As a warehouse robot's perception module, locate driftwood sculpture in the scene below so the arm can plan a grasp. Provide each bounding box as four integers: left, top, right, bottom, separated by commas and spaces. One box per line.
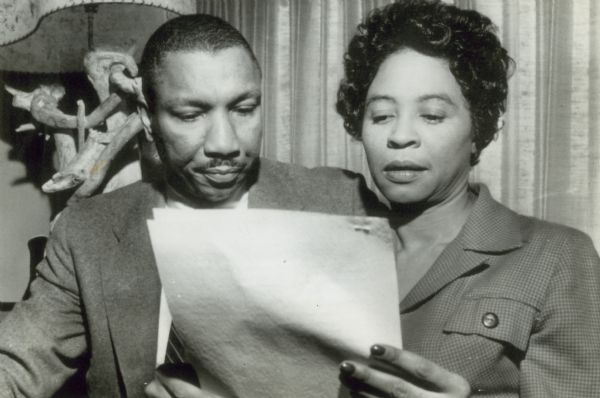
5, 49, 148, 201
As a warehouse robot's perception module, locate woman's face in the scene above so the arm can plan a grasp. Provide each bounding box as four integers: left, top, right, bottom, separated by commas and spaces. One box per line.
361, 48, 473, 207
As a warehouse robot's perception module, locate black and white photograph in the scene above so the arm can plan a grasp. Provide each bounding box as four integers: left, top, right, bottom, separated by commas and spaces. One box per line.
0, 0, 598, 397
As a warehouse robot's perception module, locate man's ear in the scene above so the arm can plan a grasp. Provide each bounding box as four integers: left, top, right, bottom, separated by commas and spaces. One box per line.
137, 103, 154, 142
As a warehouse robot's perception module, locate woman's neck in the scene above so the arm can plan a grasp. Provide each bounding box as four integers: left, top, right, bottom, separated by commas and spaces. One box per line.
391, 186, 476, 251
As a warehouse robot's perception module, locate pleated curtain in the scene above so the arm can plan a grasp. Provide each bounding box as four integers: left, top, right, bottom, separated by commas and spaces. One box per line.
197, 0, 600, 246
464, 0, 600, 247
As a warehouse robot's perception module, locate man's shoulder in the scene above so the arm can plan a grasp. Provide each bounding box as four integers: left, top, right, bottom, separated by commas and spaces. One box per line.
259, 158, 364, 187
63, 181, 160, 224
257, 158, 383, 215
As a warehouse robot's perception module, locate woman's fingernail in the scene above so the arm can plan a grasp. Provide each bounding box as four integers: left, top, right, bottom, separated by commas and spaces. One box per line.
339, 362, 356, 375
371, 344, 386, 356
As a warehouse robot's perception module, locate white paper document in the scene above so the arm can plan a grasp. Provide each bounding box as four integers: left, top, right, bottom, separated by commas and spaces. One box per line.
148, 209, 401, 398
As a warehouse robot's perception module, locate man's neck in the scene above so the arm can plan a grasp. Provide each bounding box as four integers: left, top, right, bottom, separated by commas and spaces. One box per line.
165, 184, 249, 210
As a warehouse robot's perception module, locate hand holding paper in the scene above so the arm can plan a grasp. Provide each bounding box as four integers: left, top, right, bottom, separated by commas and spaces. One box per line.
148, 209, 402, 398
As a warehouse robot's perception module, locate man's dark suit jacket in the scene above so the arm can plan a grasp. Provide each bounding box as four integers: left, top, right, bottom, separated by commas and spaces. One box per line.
0, 158, 380, 397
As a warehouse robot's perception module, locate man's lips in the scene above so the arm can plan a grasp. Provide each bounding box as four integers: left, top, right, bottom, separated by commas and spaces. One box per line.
382, 161, 427, 183
196, 166, 244, 185
202, 166, 244, 175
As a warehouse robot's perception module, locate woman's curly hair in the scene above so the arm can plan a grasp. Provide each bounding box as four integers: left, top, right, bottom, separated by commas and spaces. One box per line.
336, 0, 514, 165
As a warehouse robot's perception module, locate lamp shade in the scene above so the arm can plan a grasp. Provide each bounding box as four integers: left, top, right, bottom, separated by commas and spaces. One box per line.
0, 0, 196, 73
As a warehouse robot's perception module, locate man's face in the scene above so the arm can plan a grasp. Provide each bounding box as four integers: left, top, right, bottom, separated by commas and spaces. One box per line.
150, 47, 262, 204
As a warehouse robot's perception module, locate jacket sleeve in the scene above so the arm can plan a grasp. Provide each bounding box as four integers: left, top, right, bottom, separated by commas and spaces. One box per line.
520, 231, 600, 397
0, 208, 88, 398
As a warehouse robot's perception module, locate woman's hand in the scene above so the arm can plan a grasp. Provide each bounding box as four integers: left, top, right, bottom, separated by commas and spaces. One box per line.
340, 344, 471, 398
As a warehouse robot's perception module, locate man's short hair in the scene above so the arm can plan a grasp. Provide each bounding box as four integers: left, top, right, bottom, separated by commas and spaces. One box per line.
140, 14, 261, 110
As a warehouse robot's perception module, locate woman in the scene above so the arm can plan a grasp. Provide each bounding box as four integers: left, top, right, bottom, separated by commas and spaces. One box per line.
336, 1, 600, 397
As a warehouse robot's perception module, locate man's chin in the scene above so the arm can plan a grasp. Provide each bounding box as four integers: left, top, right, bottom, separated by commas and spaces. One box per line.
200, 189, 240, 204
188, 182, 246, 205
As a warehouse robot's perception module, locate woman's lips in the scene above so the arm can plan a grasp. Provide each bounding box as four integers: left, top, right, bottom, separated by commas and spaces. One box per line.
383, 161, 427, 183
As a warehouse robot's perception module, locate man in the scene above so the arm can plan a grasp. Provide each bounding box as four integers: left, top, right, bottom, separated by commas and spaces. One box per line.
0, 15, 378, 397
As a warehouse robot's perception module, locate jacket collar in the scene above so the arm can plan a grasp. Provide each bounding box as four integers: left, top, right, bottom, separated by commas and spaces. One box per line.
400, 184, 525, 312
459, 185, 524, 253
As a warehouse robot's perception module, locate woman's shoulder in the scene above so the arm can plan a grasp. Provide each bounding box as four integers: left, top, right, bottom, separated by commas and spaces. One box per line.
467, 202, 599, 313
499, 213, 600, 300
473, 184, 596, 255
470, 187, 598, 298
516, 213, 596, 255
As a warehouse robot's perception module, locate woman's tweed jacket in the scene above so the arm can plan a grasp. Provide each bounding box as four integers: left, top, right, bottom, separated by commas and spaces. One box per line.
401, 184, 600, 397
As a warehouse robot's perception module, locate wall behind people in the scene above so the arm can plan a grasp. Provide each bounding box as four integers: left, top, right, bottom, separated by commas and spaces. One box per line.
463, 0, 599, 248
198, 0, 600, 246
0, 71, 96, 301
0, 73, 52, 301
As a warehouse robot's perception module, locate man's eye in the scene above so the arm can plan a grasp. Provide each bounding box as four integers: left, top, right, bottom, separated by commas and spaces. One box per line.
234, 105, 258, 116
421, 114, 445, 124
372, 114, 394, 124
175, 112, 204, 122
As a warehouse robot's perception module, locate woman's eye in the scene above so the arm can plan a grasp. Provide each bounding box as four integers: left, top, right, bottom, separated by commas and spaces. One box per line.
372, 114, 394, 124
421, 114, 445, 124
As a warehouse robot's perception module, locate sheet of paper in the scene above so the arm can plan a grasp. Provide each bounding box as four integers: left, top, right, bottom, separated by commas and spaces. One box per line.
148, 209, 401, 398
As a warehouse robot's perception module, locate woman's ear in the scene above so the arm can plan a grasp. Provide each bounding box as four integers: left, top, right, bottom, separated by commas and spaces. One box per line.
138, 104, 154, 143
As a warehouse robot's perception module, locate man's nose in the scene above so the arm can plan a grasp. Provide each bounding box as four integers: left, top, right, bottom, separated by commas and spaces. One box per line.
387, 117, 421, 149
203, 111, 241, 158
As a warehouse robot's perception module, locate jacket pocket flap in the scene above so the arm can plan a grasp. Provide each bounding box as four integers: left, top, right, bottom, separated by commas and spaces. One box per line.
443, 297, 537, 352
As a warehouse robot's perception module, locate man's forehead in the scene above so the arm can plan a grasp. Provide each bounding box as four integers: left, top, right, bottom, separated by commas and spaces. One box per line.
151, 48, 261, 105
157, 46, 259, 72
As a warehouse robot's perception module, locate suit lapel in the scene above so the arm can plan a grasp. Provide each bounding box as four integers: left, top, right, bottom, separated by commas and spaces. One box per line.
100, 184, 164, 393
400, 185, 524, 312
400, 244, 491, 312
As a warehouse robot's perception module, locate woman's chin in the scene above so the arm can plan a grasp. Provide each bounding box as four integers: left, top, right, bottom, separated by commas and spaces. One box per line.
378, 184, 431, 207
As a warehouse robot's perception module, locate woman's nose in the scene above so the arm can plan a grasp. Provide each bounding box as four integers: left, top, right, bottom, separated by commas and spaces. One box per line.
203, 111, 241, 158
387, 119, 420, 149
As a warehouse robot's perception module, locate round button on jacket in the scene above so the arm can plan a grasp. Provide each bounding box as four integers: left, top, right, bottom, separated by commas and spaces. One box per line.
482, 312, 499, 328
